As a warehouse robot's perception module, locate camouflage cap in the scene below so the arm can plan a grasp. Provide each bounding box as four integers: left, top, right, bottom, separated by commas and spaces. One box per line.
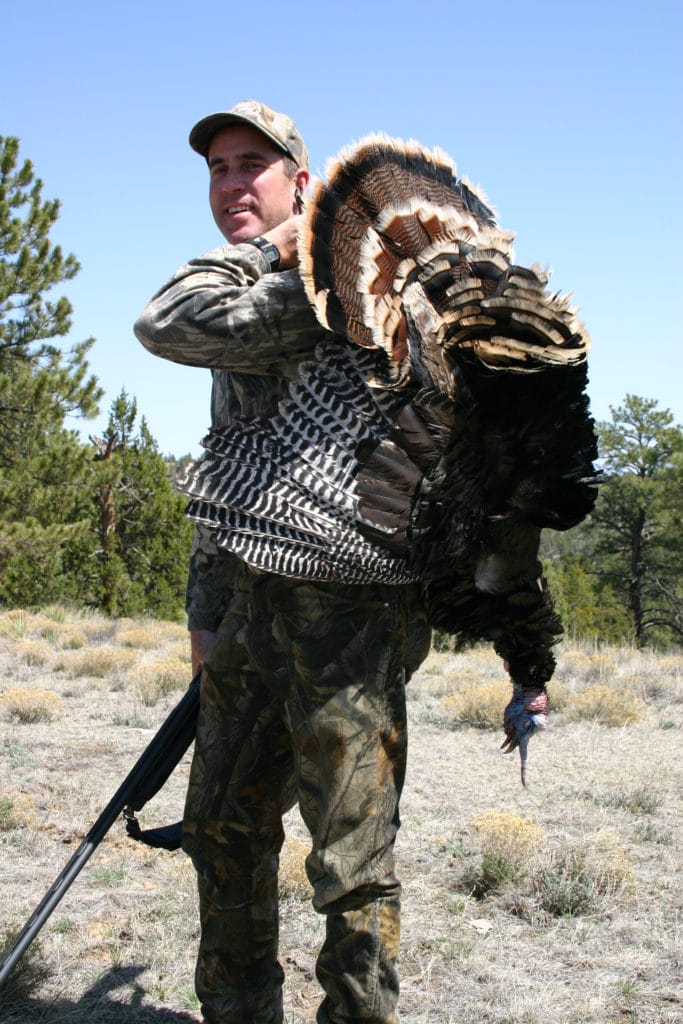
189, 99, 309, 169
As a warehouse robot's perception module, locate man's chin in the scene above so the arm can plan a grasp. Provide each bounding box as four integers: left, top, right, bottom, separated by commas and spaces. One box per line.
221, 220, 260, 244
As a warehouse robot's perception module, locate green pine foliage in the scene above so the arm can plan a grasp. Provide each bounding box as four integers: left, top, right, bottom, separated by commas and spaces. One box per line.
0, 137, 192, 619
77, 391, 193, 619
542, 552, 632, 646
0, 136, 103, 606
593, 396, 683, 647
541, 395, 682, 649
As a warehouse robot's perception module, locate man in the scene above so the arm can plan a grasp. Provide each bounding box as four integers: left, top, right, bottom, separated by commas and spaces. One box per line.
135, 100, 431, 1024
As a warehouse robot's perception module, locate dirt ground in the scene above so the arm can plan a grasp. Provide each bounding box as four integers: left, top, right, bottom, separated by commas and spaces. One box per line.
0, 610, 681, 1023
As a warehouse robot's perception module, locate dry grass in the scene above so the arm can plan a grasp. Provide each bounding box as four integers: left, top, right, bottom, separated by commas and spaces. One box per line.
129, 658, 194, 707
442, 679, 510, 729
0, 791, 37, 831
0, 688, 63, 724
0, 610, 681, 1023
471, 809, 546, 889
563, 684, 646, 726
55, 647, 137, 679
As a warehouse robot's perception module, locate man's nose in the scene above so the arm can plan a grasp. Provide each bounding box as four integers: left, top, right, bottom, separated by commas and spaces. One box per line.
220, 169, 246, 192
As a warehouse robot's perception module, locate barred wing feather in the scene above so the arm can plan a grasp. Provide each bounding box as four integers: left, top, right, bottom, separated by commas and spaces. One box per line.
179, 340, 417, 584
181, 133, 599, 687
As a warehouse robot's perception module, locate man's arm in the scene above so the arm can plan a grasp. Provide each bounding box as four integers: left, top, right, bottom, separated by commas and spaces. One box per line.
134, 242, 325, 373
190, 629, 218, 675
185, 525, 242, 672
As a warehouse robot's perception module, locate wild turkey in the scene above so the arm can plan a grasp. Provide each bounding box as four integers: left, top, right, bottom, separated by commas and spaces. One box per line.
180, 134, 599, 782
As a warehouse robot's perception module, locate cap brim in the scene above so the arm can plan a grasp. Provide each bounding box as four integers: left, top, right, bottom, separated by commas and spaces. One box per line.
189, 112, 289, 158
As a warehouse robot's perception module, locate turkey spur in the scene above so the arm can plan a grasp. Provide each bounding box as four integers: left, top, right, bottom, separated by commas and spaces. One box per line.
181, 134, 598, 775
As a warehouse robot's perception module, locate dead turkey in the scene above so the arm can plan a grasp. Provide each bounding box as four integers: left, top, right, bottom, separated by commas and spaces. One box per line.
180, 134, 599, 776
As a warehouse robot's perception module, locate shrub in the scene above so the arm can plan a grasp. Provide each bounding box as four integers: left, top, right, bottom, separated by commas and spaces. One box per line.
565, 684, 646, 726
279, 836, 310, 899
55, 625, 89, 650
38, 604, 70, 623
442, 680, 509, 730
131, 657, 191, 706
472, 810, 546, 889
152, 620, 188, 642
56, 648, 136, 678
0, 687, 63, 723
0, 928, 51, 1003
555, 650, 596, 683
655, 654, 683, 676
116, 627, 158, 649
32, 617, 60, 643
0, 791, 37, 830
0, 610, 30, 639
2, 737, 37, 769
534, 831, 633, 917
14, 639, 52, 667
545, 677, 573, 711
432, 630, 456, 653
594, 784, 661, 815
535, 864, 598, 917
80, 619, 117, 643
163, 639, 193, 662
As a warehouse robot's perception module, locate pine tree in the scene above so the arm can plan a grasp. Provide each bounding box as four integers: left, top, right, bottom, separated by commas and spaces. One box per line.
0, 136, 103, 606
542, 546, 631, 645
82, 391, 193, 619
593, 395, 683, 647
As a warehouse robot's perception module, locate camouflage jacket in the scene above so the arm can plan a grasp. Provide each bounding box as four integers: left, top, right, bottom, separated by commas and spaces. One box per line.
135, 242, 339, 630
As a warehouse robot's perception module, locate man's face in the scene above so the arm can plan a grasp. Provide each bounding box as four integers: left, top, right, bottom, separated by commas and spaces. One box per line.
207, 124, 302, 243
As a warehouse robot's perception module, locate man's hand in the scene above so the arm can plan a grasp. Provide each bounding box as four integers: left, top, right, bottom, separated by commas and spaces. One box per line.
263, 213, 305, 270
190, 629, 218, 675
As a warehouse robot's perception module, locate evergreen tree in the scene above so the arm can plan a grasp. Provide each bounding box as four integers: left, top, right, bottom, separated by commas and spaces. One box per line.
542, 546, 631, 645
593, 395, 683, 647
81, 391, 193, 619
0, 136, 102, 606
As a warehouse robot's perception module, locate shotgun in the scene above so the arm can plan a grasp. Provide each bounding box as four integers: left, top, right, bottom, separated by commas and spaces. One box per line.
0, 669, 201, 991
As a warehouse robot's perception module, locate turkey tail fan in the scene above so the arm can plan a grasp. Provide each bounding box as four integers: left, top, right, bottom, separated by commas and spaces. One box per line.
298, 133, 591, 396
297, 133, 599, 672
298, 132, 598, 532
298, 133, 504, 385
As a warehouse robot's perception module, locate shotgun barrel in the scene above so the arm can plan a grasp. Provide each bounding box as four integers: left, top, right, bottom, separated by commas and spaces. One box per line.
0, 670, 200, 991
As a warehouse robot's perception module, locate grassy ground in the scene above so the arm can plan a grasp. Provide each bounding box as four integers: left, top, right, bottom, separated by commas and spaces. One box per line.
0, 608, 681, 1023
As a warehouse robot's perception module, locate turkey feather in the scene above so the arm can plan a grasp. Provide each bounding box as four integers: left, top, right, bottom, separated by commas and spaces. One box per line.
180, 133, 598, 688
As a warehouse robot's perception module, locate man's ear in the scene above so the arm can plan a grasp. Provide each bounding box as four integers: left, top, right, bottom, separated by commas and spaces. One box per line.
293, 168, 309, 212
295, 168, 310, 194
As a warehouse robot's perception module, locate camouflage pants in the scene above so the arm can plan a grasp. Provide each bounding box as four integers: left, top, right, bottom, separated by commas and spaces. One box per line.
182, 565, 431, 1024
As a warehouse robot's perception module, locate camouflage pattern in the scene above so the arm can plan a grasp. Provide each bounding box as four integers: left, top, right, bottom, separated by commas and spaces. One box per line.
189, 99, 310, 169
135, 246, 333, 631
136, 241, 433, 1020
182, 562, 431, 1023
135, 247, 325, 382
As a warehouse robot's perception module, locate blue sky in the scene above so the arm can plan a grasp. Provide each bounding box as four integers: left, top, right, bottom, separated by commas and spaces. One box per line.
3, 0, 681, 456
